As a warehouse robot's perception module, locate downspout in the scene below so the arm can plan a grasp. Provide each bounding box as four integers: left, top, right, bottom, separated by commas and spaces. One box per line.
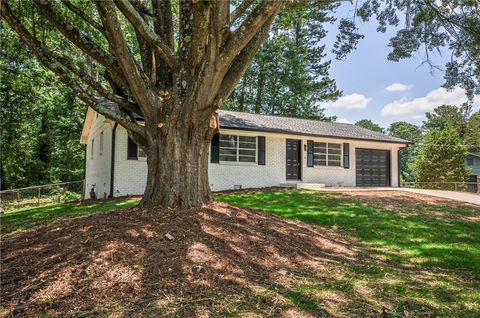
109, 123, 118, 197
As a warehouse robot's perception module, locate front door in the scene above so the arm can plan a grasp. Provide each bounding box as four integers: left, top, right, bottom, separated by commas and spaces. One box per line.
286, 139, 301, 180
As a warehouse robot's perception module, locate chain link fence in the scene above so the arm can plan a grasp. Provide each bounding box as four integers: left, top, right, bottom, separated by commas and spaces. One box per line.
401, 181, 479, 193
0, 180, 85, 210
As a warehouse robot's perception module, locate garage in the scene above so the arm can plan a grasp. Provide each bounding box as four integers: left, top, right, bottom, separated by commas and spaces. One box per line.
355, 148, 391, 186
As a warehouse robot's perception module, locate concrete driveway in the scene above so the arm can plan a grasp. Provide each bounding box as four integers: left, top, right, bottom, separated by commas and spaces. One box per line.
308, 186, 480, 206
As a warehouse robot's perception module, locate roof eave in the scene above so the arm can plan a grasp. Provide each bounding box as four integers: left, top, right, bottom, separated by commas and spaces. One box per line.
220, 125, 411, 145
80, 107, 95, 144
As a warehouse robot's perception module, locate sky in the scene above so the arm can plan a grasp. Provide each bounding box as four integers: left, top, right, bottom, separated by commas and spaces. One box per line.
320, 2, 479, 128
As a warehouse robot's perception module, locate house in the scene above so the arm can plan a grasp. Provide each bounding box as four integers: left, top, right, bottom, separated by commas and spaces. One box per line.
466, 152, 480, 176
80, 107, 410, 198
466, 152, 480, 192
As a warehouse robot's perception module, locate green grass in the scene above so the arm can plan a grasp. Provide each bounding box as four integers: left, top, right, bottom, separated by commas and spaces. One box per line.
216, 189, 480, 317
2, 190, 479, 316
0, 198, 139, 235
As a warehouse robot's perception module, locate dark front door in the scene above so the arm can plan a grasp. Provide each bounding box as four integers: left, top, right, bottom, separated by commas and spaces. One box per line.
355, 148, 390, 186
286, 139, 301, 180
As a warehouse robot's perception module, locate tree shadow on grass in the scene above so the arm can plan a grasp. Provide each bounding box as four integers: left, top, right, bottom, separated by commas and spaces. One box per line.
1, 192, 479, 317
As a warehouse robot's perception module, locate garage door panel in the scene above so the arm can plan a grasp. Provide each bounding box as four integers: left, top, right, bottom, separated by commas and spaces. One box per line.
356, 149, 390, 187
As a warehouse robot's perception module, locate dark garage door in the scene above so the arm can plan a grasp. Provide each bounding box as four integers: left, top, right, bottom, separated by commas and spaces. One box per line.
356, 148, 390, 186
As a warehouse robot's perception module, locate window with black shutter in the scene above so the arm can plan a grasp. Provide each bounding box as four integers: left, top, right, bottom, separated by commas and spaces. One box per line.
343, 143, 350, 169
127, 136, 138, 160
210, 133, 220, 163
258, 136, 265, 165
307, 140, 314, 167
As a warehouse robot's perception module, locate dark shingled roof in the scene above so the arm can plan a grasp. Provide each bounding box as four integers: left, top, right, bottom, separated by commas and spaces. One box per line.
94, 98, 409, 144
218, 110, 410, 144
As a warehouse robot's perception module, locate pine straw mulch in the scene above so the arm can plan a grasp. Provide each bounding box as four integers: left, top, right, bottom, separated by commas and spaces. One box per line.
0, 199, 392, 318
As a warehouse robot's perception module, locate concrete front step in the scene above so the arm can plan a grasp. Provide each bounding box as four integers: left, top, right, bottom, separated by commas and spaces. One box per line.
279, 183, 326, 189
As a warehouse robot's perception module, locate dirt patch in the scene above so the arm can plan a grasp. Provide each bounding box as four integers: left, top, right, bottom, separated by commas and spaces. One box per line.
1, 201, 363, 317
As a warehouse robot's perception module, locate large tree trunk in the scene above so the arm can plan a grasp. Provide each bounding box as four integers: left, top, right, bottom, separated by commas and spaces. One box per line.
140, 100, 217, 208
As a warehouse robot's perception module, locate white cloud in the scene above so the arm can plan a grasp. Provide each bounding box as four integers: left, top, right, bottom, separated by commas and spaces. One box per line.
385, 83, 413, 92
381, 87, 479, 119
324, 93, 372, 110
335, 118, 354, 124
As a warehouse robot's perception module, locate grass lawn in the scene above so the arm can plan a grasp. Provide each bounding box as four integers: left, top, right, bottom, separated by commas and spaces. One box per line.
0, 198, 139, 235
1, 189, 479, 317
216, 189, 480, 317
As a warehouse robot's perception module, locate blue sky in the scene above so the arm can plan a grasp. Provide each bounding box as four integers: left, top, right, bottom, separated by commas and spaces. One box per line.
320, 3, 479, 128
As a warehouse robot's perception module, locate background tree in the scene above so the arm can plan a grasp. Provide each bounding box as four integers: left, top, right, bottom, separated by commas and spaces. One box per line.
464, 111, 480, 152
0, 26, 84, 189
225, 2, 341, 120
354, 119, 384, 133
424, 105, 467, 138
388, 121, 423, 182
414, 129, 470, 190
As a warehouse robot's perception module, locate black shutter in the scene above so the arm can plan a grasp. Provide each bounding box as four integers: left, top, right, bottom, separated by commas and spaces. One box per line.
210, 133, 220, 163
307, 140, 314, 167
343, 143, 350, 169
127, 136, 138, 160
257, 136, 266, 165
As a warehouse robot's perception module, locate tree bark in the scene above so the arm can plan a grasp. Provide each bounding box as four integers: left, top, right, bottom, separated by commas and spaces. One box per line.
140, 99, 217, 208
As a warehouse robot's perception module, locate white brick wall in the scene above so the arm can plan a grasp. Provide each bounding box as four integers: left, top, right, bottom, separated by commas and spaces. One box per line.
84, 114, 113, 199
85, 124, 403, 197
113, 128, 149, 197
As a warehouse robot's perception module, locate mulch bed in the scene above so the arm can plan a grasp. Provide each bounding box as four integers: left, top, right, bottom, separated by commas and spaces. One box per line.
1, 201, 359, 318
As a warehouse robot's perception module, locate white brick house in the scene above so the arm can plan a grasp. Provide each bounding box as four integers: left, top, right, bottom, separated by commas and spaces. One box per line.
81, 108, 410, 198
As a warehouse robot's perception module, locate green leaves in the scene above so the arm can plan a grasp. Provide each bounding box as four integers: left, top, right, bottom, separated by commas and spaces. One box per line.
415, 129, 470, 187
226, 2, 341, 120
342, 0, 480, 96
0, 24, 84, 189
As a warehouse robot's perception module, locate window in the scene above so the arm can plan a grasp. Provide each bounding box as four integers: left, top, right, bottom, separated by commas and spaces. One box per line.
99, 131, 104, 155
91, 138, 95, 158
138, 147, 147, 158
313, 142, 341, 167
467, 157, 474, 166
219, 134, 256, 163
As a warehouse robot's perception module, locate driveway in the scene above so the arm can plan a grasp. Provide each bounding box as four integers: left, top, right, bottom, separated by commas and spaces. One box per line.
308, 186, 480, 206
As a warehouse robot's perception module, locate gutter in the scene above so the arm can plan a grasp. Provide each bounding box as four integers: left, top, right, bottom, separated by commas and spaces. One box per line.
109, 123, 118, 197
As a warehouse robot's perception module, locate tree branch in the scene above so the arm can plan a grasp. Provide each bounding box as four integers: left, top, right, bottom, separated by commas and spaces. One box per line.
32, 0, 117, 72
114, 0, 177, 69
60, 0, 105, 35
222, 0, 284, 64
219, 15, 275, 101
231, 0, 255, 25
0, 1, 144, 136
96, 0, 153, 114
151, 0, 174, 88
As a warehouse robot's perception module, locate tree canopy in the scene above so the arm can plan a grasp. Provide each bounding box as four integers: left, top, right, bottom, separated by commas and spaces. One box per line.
414, 129, 470, 189
355, 119, 384, 133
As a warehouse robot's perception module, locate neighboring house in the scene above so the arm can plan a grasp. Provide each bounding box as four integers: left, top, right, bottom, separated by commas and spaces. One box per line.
466, 152, 480, 177
466, 153, 480, 192
80, 107, 410, 198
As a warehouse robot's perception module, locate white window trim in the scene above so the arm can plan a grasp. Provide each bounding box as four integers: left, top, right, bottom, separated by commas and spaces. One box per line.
219, 134, 258, 165
137, 147, 147, 161
312, 142, 342, 168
